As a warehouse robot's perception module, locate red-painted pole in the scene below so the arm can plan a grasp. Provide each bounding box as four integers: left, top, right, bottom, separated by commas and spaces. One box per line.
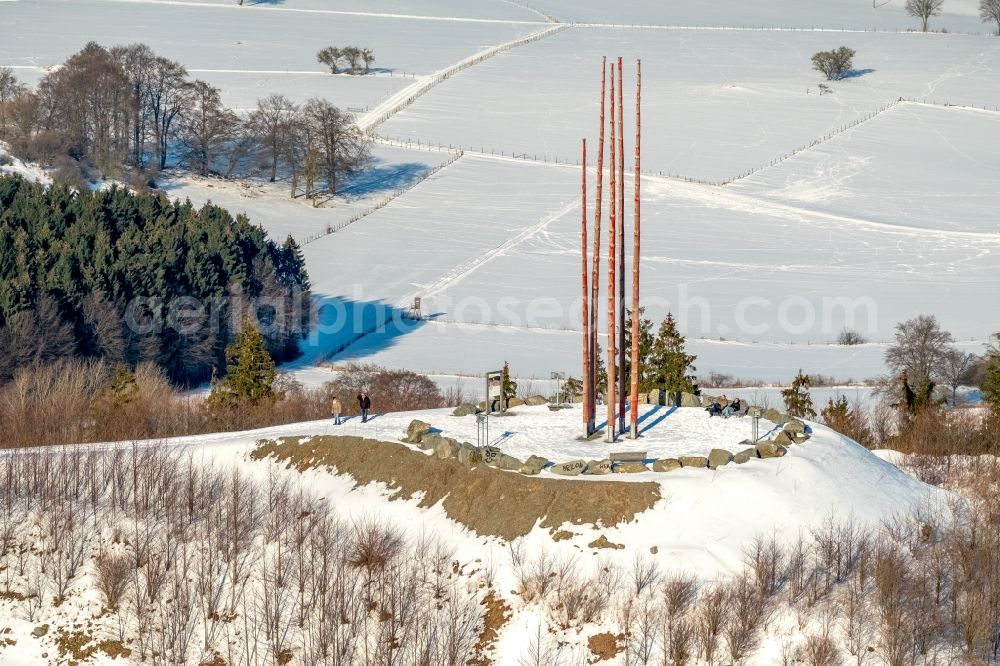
581, 138, 591, 437
590, 58, 606, 431
617, 56, 626, 435
629, 60, 642, 439
606, 64, 617, 443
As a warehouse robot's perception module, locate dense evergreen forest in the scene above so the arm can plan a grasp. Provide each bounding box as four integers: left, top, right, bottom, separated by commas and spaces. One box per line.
0, 174, 311, 386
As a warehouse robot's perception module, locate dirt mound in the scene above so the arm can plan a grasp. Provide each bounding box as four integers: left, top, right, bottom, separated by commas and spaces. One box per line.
251, 436, 661, 540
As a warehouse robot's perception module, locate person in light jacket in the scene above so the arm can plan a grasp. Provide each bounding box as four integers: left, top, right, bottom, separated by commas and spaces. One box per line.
330, 397, 343, 425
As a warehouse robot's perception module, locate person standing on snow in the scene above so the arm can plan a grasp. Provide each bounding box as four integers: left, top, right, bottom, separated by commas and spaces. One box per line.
358, 391, 372, 423
330, 396, 343, 425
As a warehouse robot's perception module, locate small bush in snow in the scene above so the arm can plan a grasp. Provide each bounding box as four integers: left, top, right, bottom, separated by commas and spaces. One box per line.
811, 46, 856, 81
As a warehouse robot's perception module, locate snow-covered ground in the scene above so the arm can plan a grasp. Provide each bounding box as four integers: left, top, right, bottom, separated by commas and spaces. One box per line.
732, 102, 1000, 234
5, 0, 996, 388
0, 1, 540, 74
380, 29, 1000, 182
157, 142, 452, 242
528, 0, 989, 31
0, 402, 951, 665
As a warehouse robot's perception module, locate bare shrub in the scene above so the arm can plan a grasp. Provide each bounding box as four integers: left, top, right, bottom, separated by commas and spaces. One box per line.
347, 518, 404, 572
744, 533, 785, 597
812, 46, 856, 81
695, 585, 726, 664
660, 573, 698, 666
837, 327, 866, 346
631, 551, 662, 596
797, 631, 840, 666
723, 577, 771, 663
94, 550, 133, 609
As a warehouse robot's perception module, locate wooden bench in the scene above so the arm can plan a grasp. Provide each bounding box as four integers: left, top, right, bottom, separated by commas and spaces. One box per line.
610, 450, 647, 463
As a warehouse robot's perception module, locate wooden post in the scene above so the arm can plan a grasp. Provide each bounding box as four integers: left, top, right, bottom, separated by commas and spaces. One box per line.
581, 138, 591, 437
606, 64, 617, 443
629, 60, 642, 439
617, 56, 626, 435
590, 57, 606, 432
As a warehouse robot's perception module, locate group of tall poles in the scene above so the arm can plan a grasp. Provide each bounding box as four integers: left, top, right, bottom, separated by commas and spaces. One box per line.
581, 56, 642, 442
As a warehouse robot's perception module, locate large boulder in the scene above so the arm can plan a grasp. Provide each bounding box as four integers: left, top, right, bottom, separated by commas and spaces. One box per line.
549, 459, 586, 476
734, 448, 756, 464
761, 408, 783, 423
652, 458, 682, 473
648, 389, 663, 406
494, 454, 523, 471
452, 403, 478, 417
434, 437, 461, 460
481, 446, 501, 465
525, 395, 550, 406
584, 459, 613, 475
457, 442, 483, 465
756, 441, 788, 459
405, 420, 432, 444
772, 430, 794, 446
679, 456, 709, 468
507, 397, 526, 408
792, 431, 809, 444
615, 462, 649, 473
708, 448, 734, 470
419, 432, 444, 451
680, 392, 701, 408
520, 455, 549, 476
783, 419, 806, 435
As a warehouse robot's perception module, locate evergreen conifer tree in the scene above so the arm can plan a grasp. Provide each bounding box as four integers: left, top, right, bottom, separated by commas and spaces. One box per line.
623, 307, 656, 391
782, 369, 816, 419
982, 333, 1000, 411
209, 316, 277, 406
650, 313, 696, 393
501, 361, 517, 408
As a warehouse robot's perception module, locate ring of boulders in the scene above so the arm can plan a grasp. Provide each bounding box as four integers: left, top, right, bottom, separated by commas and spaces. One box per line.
404, 394, 811, 477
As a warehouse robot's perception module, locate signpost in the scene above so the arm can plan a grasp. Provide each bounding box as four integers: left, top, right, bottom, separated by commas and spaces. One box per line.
477, 413, 491, 451
486, 370, 503, 413
550, 371, 566, 405
749, 407, 762, 443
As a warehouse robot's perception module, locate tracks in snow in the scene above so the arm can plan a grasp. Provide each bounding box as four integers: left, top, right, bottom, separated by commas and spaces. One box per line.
417, 197, 579, 302
97, 0, 546, 25
357, 22, 569, 131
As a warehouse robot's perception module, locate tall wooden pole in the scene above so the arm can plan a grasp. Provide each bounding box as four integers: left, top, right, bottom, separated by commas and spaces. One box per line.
590, 57, 606, 432
606, 64, 617, 443
616, 57, 627, 435
629, 60, 642, 439
581, 138, 591, 437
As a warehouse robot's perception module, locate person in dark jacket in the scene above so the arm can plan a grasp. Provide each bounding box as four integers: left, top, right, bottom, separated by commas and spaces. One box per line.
358, 392, 372, 423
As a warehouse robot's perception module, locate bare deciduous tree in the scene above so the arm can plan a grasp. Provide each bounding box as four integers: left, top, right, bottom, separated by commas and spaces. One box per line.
906, 0, 945, 31
179, 80, 236, 176
940, 347, 978, 404
36, 42, 134, 173
251, 94, 299, 182
302, 98, 370, 198
885, 314, 954, 384
982, 0, 1000, 34
811, 46, 857, 80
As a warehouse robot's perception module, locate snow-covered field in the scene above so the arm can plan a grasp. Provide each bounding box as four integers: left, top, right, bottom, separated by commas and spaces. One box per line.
157, 143, 452, 242
5, 0, 997, 390
380, 29, 1000, 182
732, 102, 1000, 234
527, 0, 989, 31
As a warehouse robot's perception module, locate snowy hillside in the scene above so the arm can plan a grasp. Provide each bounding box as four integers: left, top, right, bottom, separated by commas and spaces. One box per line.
0, 402, 953, 665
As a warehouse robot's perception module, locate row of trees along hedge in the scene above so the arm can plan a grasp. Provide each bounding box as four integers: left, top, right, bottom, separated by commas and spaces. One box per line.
0, 173, 311, 386
0, 43, 370, 202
